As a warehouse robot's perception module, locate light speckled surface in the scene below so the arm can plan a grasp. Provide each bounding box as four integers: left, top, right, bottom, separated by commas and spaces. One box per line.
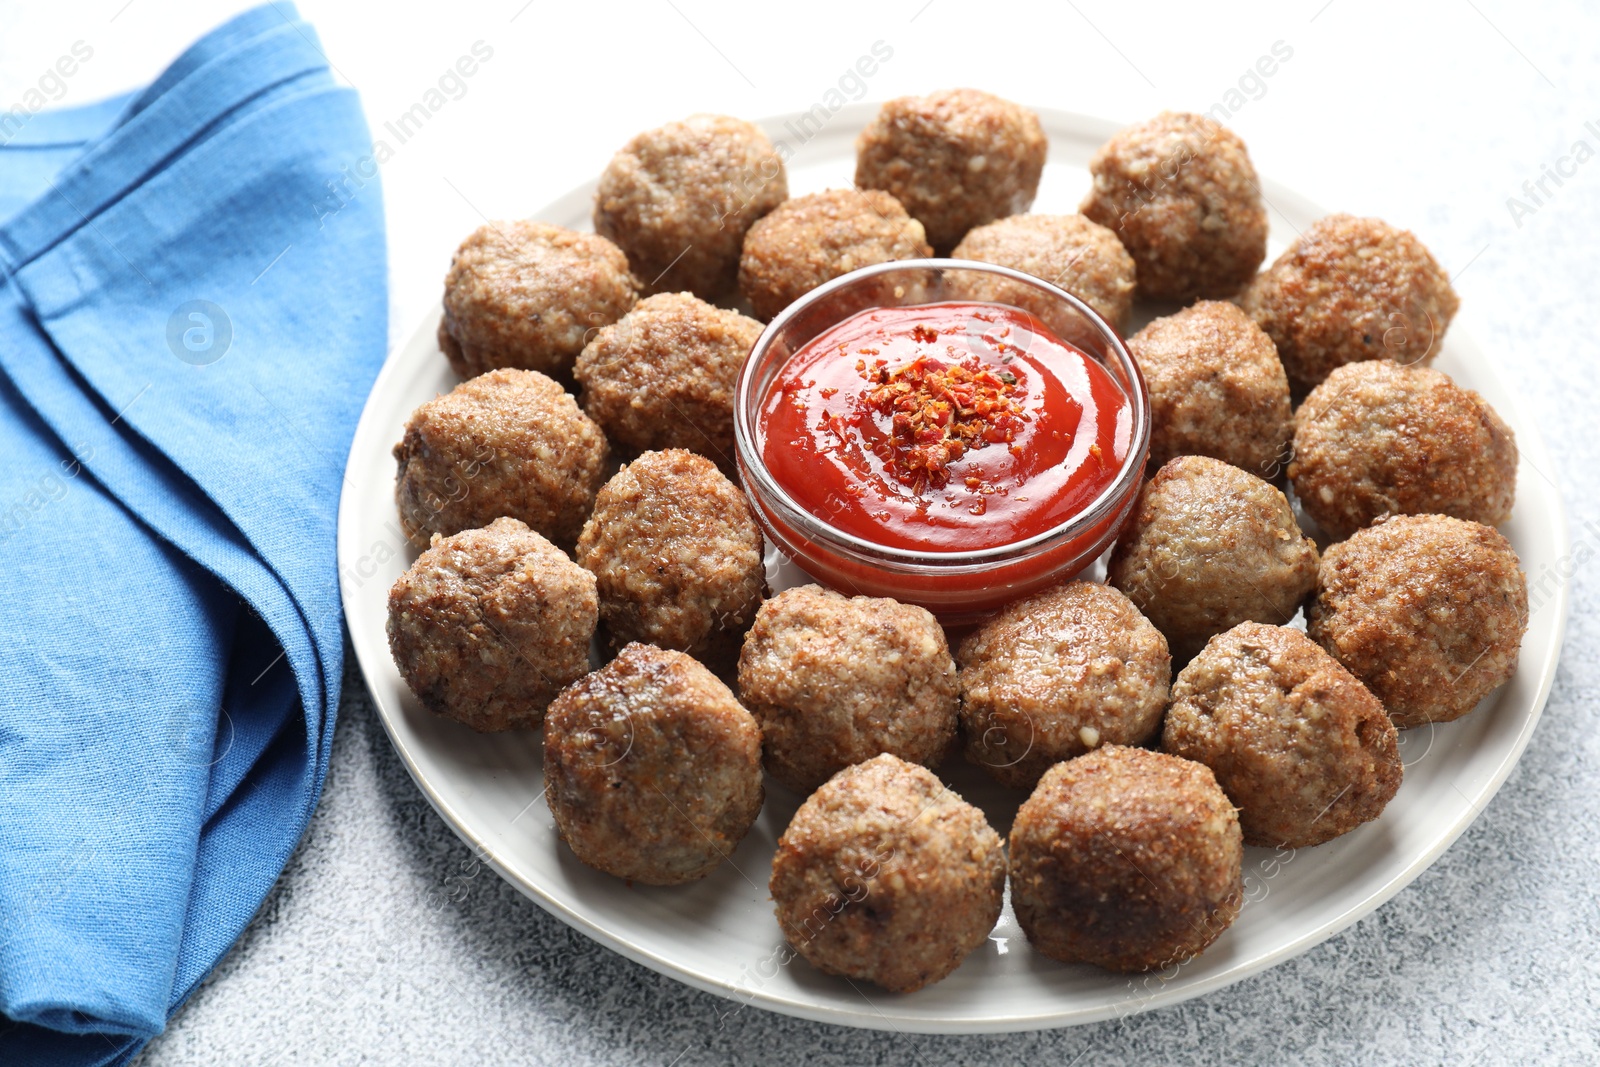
4, 1, 1591, 1062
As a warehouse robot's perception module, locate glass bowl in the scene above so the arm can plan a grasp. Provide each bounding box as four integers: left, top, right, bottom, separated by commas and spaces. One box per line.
733, 258, 1150, 624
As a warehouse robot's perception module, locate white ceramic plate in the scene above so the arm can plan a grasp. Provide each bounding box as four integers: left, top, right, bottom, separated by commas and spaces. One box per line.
337, 105, 1570, 1034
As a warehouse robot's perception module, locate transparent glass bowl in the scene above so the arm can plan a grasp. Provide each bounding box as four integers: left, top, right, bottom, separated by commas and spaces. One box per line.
734, 259, 1150, 624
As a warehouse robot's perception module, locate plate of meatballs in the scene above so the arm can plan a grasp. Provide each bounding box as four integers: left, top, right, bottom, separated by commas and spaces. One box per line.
338, 92, 1569, 1032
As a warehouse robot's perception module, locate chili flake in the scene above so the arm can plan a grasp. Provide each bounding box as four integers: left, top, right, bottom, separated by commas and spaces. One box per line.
861, 355, 1028, 492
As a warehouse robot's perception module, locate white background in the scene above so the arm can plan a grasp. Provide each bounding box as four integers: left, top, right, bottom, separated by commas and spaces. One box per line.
2, 2, 1597, 1064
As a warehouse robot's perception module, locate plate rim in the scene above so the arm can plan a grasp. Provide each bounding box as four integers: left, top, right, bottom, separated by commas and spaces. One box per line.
337, 102, 1572, 1034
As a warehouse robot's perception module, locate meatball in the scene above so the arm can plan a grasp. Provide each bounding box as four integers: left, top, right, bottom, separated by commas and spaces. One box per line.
1307, 514, 1528, 728
947, 213, 1137, 336
575, 449, 764, 671
1162, 622, 1402, 848
738, 189, 932, 321
737, 585, 959, 793
544, 643, 763, 885
393, 368, 608, 549
1239, 214, 1460, 395
392, 369, 604, 550
386, 517, 596, 732
958, 581, 1171, 789
1128, 301, 1294, 476
594, 114, 787, 299
1291, 361, 1517, 540
1108, 456, 1319, 661
438, 221, 637, 380
1009, 746, 1243, 972
855, 88, 1047, 252
1079, 111, 1267, 301
770, 754, 1005, 992
573, 292, 762, 469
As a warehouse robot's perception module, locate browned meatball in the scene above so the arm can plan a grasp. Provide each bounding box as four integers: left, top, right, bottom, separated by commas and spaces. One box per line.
544, 643, 763, 885
1108, 456, 1319, 661
737, 585, 959, 793
1079, 111, 1267, 301
770, 754, 1005, 992
1307, 514, 1527, 728
575, 449, 764, 671
738, 189, 932, 321
393, 368, 608, 550
1009, 746, 1243, 972
1291, 361, 1517, 540
958, 581, 1170, 789
1128, 301, 1294, 476
1163, 622, 1401, 848
393, 369, 604, 550
855, 89, 1047, 252
438, 221, 637, 380
947, 213, 1137, 336
386, 517, 596, 732
1239, 214, 1460, 395
594, 114, 787, 299
573, 293, 761, 470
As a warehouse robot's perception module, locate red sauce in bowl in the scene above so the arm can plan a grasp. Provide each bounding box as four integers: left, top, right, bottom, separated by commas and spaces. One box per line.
758, 302, 1132, 553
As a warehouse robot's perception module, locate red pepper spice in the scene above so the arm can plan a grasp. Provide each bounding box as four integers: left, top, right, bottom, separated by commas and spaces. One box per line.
859, 355, 1028, 492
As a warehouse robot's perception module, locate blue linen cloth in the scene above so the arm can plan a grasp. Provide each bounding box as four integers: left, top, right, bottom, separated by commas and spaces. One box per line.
0, 5, 387, 1063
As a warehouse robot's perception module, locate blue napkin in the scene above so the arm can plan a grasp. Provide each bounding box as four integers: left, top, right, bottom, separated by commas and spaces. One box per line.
0, 5, 386, 1063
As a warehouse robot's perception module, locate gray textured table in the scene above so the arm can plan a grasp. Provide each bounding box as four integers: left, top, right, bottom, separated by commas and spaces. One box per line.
82, 2, 1598, 1063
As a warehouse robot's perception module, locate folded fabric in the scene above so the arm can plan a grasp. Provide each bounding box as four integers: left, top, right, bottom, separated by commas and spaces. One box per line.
0, 6, 387, 1064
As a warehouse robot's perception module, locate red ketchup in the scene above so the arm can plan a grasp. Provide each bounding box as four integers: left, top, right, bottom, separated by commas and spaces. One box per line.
758, 302, 1132, 554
